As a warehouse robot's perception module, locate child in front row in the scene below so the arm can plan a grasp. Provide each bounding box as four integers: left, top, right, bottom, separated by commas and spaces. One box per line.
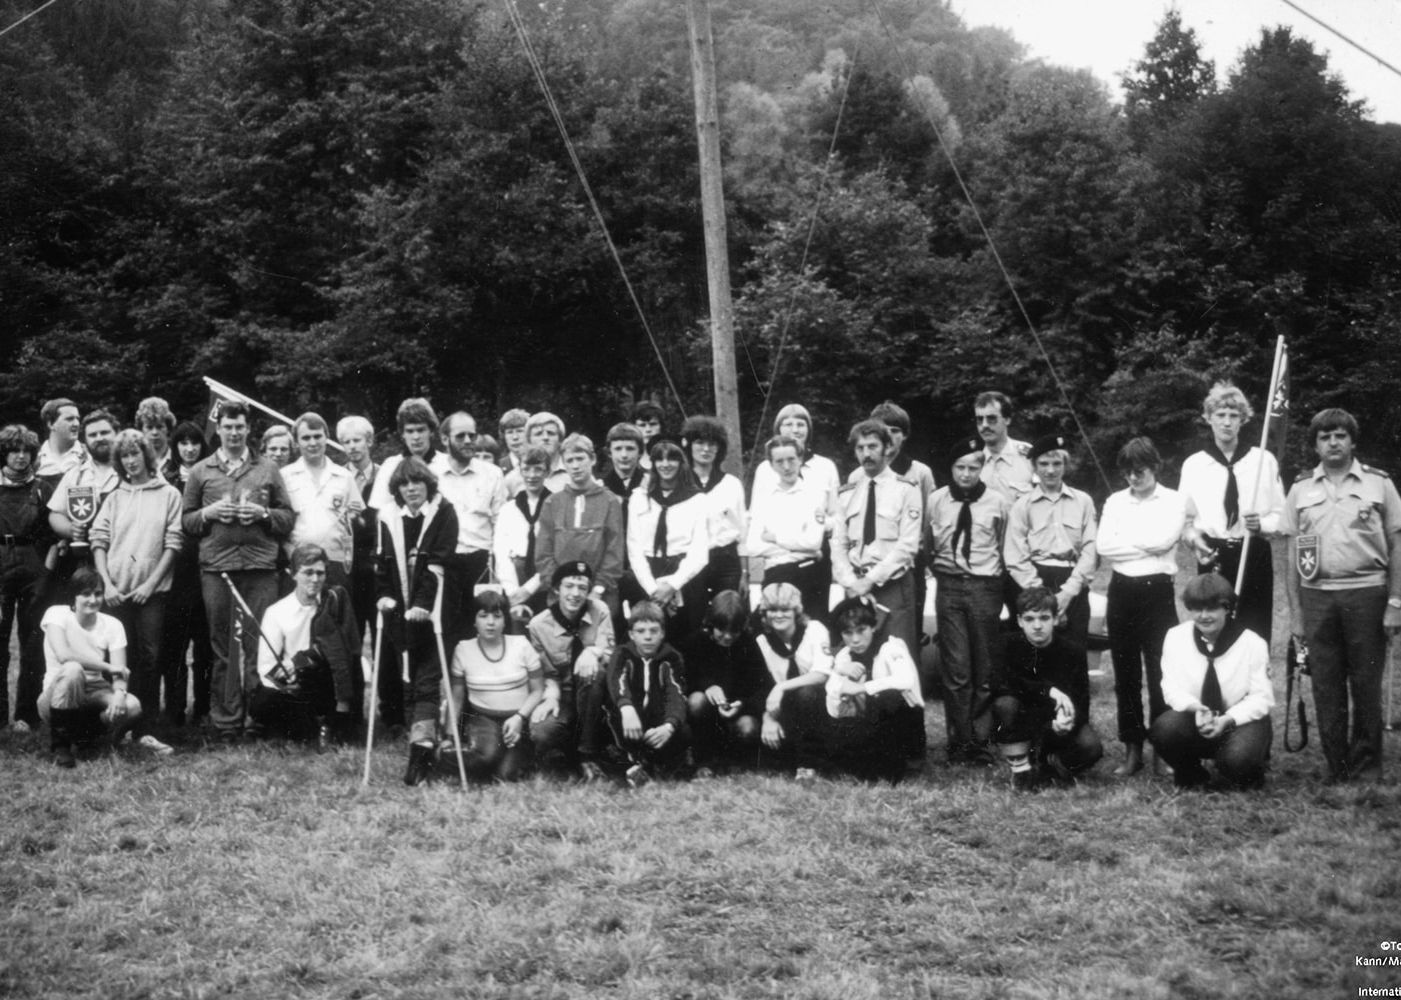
993, 587, 1103, 791
823, 596, 925, 780
603, 600, 691, 785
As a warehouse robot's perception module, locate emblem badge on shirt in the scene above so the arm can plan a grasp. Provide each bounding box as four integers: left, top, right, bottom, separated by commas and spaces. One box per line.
67, 485, 95, 525
1296, 534, 1319, 582
1358, 505, 1372, 525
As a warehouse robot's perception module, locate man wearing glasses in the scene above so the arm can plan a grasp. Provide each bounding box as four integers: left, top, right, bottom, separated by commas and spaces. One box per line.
433, 411, 507, 641
975, 391, 1034, 503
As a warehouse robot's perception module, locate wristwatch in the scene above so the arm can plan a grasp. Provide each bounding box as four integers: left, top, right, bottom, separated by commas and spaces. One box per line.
1388, 597, 1401, 610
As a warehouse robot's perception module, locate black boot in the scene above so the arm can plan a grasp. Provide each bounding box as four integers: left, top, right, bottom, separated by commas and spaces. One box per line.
49, 709, 78, 769
403, 741, 435, 786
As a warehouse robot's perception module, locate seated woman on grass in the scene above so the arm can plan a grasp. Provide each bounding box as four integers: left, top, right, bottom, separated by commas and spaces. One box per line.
37, 567, 138, 768
450, 589, 546, 782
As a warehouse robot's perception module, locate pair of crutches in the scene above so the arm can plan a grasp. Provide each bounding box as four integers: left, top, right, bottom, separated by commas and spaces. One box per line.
362, 564, 467, 787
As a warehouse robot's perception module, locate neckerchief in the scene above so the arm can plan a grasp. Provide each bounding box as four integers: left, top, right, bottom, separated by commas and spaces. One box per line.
1192, 619, 1243, 714
549, 603, 586, 669
514, 487, 550, 576
1203, 442, 1247, 529
696, 466, 723, 494
649, 478, 697, 558
1, 468, 34, 488
948, 481, 987, 567
848, 644, 878, 682
766, 622, 808, 680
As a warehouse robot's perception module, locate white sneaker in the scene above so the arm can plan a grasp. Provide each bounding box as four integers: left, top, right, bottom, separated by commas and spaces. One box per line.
795, 767, 817, 784
11, 720, 30, 734
138, 734, 175, 756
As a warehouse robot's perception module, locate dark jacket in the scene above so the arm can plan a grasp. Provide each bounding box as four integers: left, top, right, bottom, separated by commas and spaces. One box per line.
676, 630, 771, 718
180, 452, 294, 572
997, 632, 1091, 727
312, 584, 362, 704
0, 475, 54, 585
606, 640, 686, 730
374, 497, 458, 651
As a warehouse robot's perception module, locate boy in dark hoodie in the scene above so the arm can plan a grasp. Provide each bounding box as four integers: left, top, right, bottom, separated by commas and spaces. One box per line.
677, 590, 768, 774
603, 600, 690, 785
993, 586, 1103, 791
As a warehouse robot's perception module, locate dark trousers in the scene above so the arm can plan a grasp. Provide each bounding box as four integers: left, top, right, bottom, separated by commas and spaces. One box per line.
109, 592, 167, 735
1106, 572, 1177, 745
1300, 585, 1387, 780
992, 694, 1103, 774
1199, 536, 1274, 643
763, 559, 827, 623
157, 564, 212, 723
0, 572, 39, 725
201, 569, 279, 734
248, 666, 336, 740
705, 542, 743, 601
444, 550, 490, 644
531, 673, 607, 761
686, 692, 760, 766
459, 707, 534, 782
768, 682, 830, 769
935, 573, 1003, 749
1149, 710, 1272, 788
602, 711, 692, 774
822, 689, 922, 776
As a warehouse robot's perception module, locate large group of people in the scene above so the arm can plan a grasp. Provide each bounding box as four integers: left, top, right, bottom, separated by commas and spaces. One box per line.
1, 382, 1395, 792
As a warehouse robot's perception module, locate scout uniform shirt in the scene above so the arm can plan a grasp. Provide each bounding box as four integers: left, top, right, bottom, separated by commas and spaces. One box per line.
981, 438, 1034, 503
1283, 460, 1401, 590
831, 467, 921, 590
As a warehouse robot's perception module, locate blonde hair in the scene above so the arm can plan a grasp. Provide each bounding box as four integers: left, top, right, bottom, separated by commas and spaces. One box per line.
1202, 381, 1254, 422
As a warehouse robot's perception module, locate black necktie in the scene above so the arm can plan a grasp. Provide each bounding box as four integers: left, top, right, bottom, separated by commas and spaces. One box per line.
653, 500, 670, 558
550, 605, 585, 672
862, 479, 877, 546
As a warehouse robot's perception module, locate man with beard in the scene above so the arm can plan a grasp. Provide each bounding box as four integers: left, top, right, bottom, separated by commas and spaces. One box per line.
831, 420, 922, 657
527, 561, 615, 778
432, 410, 507, 640
47, 409, 121, 569
182, 400, 294, 743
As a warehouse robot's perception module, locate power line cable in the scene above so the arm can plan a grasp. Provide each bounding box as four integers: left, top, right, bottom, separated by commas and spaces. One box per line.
1279, 0, 1401, 81
0, 0, 64, 40
501, 0, 687, 416
747, 47, 859, 468
867, 0, 1114, 492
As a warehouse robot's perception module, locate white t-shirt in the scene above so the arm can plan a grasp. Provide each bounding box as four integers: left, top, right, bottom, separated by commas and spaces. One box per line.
40, 605, 127, 689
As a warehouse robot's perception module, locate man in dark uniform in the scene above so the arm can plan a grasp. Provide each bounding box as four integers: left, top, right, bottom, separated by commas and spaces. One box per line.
1284, 407, 1401, 782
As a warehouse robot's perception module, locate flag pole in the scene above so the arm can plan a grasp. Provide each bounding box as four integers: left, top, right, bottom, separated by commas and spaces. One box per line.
203, 376, 346, 454
1234, 336, 1286, 598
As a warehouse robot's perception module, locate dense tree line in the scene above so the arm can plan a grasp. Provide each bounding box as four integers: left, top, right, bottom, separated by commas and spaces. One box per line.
3, 0, 1398, 489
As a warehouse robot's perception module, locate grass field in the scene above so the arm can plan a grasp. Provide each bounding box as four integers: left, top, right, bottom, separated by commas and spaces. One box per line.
3, 550, 1400, 999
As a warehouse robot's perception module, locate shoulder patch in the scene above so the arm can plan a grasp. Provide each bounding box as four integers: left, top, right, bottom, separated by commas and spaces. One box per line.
895, 475, 917, 488
1294, 470, 1312, 482
1363, 465, 1391, 479
838, 482, 857, 494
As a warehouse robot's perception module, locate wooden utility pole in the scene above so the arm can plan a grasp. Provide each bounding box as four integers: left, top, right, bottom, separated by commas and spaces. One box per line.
685, 0, 742, 475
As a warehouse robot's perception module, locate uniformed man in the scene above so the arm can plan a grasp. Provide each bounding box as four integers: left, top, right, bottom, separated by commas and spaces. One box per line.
974, 390, 1033, 503
1003, 433, 1098, 653
1284, 407, 1401, 783
930, 437, 1011, 765
831, 419, 922, 656
432, 410, 507, 642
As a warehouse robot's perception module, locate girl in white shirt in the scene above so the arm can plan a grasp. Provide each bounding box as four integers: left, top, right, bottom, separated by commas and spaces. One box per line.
627, 439, 711, 639
681, 415, 747, 601
1097, 437, 1193, 777
450, 590, 544, 782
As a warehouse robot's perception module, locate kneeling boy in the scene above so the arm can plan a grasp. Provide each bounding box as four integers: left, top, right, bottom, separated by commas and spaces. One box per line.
603, 600, 690, 784
993, 587, 1103, 791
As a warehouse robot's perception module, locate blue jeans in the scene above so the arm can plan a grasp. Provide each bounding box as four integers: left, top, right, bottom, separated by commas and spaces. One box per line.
201, 570, 278, 733
109, 593, 167, 735
935, 574, 1003, 748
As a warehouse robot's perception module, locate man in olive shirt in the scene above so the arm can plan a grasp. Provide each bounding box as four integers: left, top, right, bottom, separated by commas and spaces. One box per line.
182, 401, 294, 742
